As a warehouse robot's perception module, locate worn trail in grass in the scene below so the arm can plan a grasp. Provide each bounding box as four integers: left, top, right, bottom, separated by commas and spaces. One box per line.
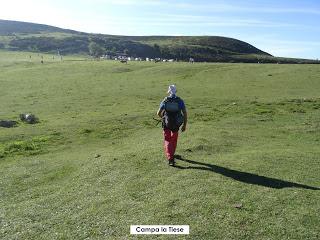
0, 51, 319, 239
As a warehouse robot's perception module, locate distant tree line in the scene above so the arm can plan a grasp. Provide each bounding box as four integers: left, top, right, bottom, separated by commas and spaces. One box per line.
87, 36, 161, 58
9, 36, 89, 54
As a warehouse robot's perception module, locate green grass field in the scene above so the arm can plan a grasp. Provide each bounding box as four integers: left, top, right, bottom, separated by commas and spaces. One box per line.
0, 50, 319, 239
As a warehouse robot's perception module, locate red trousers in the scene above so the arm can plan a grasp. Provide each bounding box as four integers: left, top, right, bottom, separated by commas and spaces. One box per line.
163, 129, 179, 160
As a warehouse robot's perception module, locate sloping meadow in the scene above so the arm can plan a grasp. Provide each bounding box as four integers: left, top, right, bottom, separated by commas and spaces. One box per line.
0, 51, 319, 239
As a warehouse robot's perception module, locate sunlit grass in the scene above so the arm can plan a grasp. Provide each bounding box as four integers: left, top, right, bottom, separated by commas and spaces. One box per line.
0, 51, 319, 239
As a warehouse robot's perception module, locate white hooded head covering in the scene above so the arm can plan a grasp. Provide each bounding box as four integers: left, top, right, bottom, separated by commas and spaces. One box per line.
167, 85, 177, 95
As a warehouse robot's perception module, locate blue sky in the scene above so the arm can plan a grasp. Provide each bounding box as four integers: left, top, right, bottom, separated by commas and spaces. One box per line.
1, 0, 319, 59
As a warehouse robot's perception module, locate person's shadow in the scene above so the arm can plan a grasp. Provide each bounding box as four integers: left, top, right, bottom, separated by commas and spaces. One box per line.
174, 156, 319, 190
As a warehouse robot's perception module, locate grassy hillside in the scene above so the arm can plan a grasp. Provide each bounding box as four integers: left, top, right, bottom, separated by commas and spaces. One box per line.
1, 20, 319, 64
0, 50, 319, 239
0, 19, 280, 62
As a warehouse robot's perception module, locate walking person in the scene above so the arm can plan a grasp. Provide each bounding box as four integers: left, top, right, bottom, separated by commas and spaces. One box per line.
157, 85, 188, 166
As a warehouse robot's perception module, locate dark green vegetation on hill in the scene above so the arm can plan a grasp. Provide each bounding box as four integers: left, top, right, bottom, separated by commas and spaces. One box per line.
0, 51, 319, 239
1, 19, 319, 63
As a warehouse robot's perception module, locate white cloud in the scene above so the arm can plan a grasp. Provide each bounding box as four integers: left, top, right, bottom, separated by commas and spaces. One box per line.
172, 2, 320, 15
78, 12, 300, 27
80, 0, 165, 6
54, 0, 320, 15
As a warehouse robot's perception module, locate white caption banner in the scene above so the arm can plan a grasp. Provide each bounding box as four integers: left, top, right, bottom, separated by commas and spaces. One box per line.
130, 225, 189, 235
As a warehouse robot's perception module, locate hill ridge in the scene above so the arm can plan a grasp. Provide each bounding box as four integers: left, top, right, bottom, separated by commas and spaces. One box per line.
1, 19, 319, 64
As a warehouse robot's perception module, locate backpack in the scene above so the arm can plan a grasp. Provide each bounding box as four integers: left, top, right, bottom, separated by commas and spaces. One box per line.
162, 96, 184, 132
